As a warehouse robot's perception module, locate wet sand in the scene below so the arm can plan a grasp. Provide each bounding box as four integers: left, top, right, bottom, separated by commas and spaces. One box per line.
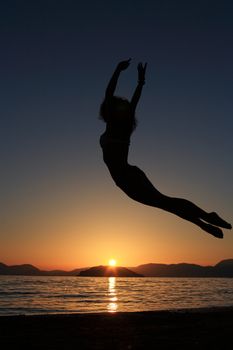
0, 307, 233, 349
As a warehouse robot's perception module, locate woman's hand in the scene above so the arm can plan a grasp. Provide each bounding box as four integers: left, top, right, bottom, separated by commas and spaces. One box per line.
137, 62, 147, 84
117, 58, 131, 71
105, 59, 131, 98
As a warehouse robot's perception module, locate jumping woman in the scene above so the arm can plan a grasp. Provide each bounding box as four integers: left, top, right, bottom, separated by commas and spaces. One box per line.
99, 58, 232, 238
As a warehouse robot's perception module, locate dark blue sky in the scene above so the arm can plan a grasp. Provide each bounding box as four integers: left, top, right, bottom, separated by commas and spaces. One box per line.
1, 0, 232, 268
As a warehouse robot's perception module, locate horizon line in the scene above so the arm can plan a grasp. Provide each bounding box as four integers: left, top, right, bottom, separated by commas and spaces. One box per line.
1, 258, 233, 272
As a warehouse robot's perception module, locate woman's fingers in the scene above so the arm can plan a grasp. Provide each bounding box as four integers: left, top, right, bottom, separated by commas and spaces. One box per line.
138, 62, 147, 72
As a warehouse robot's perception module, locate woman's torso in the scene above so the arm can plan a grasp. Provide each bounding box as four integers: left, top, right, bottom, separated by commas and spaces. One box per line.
100, 131, 130, 168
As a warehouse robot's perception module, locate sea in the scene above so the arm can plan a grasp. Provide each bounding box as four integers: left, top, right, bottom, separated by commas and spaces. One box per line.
0, 276, 233, 316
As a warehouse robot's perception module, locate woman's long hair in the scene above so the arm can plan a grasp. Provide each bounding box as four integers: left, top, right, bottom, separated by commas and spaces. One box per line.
99, 96, 137, 134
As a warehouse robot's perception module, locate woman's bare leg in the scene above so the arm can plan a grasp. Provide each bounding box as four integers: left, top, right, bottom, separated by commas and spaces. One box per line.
158, 196, 226, 238
151, 195, 226, 238
188, 217, 224, 238
115, 165, 232, 237
159, 196, 229, 226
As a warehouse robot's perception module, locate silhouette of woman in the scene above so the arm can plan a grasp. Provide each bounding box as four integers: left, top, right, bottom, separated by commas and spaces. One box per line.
99, 59, 232, 238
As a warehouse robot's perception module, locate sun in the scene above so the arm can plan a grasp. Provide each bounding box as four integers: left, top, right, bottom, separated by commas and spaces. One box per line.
108, 259, 117, 267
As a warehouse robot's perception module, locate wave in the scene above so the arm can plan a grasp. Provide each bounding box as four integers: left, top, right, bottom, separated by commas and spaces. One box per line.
0, 276, 233, 316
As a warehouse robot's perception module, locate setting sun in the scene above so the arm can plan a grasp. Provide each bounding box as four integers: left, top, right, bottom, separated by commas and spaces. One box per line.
108, 259, 117, 267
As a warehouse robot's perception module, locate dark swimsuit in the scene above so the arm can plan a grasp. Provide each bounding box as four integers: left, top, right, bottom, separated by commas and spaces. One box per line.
100, 131, 161, 204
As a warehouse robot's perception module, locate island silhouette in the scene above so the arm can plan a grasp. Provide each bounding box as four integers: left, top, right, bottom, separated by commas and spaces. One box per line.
79, 265, 143, 277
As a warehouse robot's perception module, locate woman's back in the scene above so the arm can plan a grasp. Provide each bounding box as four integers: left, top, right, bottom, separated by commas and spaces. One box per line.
100, 131, 130, 167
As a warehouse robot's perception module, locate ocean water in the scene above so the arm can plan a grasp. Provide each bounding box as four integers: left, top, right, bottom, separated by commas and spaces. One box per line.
0, 276, 233, 316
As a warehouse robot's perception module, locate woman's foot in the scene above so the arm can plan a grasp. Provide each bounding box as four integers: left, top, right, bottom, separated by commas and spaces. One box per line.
204, 212, 232, 229
199, 220, 224, 239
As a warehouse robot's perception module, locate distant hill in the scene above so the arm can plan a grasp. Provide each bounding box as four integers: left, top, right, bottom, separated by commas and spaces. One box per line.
79, 265, 143, 277
130, 259, 233, 277
0, 259, 233, 277
0, 262, 85, 276
215, 259, 233, 269
0, 263, 41, 276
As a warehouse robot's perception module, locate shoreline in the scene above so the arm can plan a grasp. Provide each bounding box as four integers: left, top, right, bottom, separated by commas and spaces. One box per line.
1, 304, 233, 317
1, 306, 233, 349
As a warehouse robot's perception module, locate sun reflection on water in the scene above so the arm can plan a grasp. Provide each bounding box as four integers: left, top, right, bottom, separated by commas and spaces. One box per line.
107, 277, 118, 313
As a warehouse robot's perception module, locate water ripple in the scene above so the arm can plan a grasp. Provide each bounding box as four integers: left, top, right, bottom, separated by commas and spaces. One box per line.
0, 276, 233, 316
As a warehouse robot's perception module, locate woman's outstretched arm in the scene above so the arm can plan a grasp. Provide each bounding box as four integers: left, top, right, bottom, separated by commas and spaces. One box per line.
105, 59, 131, 99
131, 62, 147, 113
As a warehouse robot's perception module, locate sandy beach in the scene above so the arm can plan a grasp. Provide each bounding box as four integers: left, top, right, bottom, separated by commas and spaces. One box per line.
0, 307, 233, 349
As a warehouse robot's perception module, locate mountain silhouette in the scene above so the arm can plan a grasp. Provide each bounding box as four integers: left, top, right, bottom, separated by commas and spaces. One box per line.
79, 265, 143, 277
130, 259, 233, 277
0, 263, 85, 276
0, 259, 233, 277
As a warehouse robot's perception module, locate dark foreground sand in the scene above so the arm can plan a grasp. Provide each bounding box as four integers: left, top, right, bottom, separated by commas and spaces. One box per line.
0, 307, 233, 349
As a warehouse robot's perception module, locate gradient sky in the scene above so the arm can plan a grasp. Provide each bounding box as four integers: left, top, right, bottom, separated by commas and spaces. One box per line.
1, 0, 232, 270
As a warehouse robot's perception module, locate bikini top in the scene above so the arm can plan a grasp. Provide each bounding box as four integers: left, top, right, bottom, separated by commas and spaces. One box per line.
100, 132, 130, 166
100, 132, 130, 147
